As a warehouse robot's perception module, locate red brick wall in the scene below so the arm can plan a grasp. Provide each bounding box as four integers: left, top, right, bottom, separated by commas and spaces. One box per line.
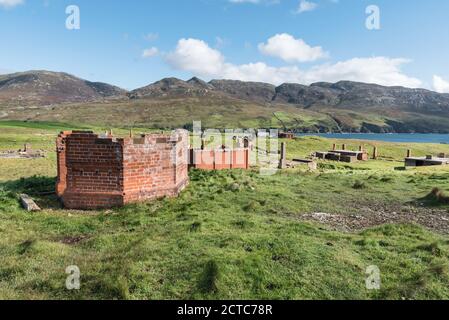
56, 130, 189, 210
56, 131, 124, 209
122, 130, 189, 203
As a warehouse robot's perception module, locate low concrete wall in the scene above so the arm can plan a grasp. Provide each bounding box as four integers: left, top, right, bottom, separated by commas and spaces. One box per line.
190, 149, 249, 171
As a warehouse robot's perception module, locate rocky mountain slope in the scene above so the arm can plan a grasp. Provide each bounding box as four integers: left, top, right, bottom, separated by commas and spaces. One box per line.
130, 77, 449, 116
0, 71, 127, 106
274, 81, 449, 115
2, 70, 449, 132
127, 77, 216, 99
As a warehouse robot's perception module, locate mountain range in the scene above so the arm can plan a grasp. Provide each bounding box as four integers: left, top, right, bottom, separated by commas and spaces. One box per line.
1, 70, 449, 133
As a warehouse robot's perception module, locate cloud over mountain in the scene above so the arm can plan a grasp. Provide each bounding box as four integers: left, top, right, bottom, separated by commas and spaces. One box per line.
433, 75, 449, 93
258, 34, 327, 63
165, 36, 422, 88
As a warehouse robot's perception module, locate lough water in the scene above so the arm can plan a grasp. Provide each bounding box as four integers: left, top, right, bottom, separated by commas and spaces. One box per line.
297, 133, 449, 144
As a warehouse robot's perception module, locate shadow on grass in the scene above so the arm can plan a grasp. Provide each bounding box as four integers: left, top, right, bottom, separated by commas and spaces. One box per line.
0, 175, 61, 209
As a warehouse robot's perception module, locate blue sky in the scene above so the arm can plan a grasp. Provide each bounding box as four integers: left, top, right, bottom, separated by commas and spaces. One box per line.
1, 0, 449, 92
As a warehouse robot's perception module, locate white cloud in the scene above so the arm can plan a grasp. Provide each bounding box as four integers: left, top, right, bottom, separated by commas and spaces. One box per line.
142, 47, 159, 58
295, 0, 317, 14
258, 33, 327, 63
166, 39, 226, 75
0, 0, 23, 8
165, 38, 422, 88
433, 75, 449, 93
302, 57, 422, 87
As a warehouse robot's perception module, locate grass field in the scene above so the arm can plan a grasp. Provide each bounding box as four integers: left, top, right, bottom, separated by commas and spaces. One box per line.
1, 121, 449, 300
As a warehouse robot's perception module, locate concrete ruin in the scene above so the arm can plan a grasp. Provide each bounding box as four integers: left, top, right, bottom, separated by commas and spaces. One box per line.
405, 155, 449, 167
189, 148, 250, 171
278, 142, 317, 170
288, 159, 317, 171
56, 130, 189, 210
0, 144, 45, 159
314, 145, 368, 163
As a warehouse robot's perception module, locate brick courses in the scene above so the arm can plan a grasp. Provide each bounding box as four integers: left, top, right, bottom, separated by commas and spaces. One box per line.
56, 130, 189, 210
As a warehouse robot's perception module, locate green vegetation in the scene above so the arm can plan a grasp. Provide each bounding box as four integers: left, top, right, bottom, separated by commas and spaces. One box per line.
1, 121, 449, 300
4, 94, 449, 133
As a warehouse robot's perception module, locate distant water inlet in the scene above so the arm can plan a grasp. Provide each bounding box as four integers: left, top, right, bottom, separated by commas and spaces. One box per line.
296, 133, 449, 144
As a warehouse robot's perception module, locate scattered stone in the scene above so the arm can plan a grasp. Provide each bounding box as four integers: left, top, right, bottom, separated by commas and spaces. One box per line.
0, 144, 45, 159
300, 202, 449, 235
286, 159, 317, 171
20, 194, 41, 212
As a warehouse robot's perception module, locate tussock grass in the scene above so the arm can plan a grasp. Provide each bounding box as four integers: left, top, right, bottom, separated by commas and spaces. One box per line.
353, 180, 367, 190
1, 121, 449, 300
427, 187, 449, 205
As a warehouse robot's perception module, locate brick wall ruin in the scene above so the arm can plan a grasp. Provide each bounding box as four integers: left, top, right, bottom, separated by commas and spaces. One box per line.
56, 130, 189, 210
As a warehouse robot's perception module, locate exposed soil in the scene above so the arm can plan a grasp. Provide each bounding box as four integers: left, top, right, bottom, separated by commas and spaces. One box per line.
301, 203, 449, 235
59, 235, 89, 245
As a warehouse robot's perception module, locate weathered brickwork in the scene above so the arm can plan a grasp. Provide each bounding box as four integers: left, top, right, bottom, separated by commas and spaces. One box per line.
56, 130, 189, 210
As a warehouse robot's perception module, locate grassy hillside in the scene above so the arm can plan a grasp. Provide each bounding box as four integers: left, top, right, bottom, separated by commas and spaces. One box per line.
0, 98, 336, 131
4, 96, 449, 133
1, 121, 449, 300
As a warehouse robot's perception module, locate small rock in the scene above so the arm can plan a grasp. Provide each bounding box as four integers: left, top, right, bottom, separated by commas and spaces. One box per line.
19, 194, 41, 212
